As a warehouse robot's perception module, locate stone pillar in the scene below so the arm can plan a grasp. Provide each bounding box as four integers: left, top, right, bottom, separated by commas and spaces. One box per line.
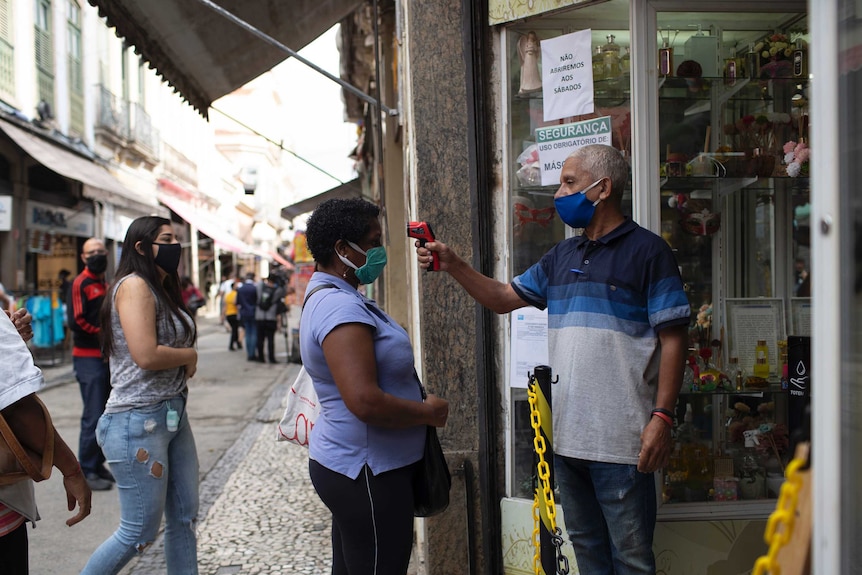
403, 0, 487, 573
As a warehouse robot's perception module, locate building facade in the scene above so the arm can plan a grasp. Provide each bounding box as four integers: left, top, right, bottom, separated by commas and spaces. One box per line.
0, 0, 293, 355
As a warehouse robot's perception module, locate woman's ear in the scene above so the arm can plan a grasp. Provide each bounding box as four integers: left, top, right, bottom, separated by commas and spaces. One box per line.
334, 239, 347, 258
134, 240, 145, 256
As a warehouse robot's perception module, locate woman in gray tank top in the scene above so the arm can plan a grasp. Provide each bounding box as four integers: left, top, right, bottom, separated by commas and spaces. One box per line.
81, 216, 199, 575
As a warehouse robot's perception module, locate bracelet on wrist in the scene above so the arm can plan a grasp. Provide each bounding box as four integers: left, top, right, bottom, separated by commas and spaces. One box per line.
651, 410, 673, 427
651, 407, 675, 419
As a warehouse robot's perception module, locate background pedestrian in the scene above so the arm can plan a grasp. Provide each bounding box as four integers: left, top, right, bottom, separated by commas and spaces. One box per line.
180, 276, 205, 320
222, 280, 242, 351
254, 275, 285, 363
68, 238, 114, 492
236, 273, 258, 362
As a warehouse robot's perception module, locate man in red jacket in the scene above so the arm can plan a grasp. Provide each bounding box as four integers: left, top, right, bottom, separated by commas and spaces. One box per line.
67, 238, 113, 491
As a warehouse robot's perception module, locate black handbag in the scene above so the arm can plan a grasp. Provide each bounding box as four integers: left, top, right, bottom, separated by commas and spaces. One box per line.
413, 376, 451, 517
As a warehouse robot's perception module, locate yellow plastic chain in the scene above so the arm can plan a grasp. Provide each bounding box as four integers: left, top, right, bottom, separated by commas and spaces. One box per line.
751, 453, 808, 575
527, 380, 569, 575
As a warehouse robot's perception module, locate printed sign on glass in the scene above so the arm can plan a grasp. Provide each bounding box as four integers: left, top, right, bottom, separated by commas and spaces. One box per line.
534, 116, 612, 186
541, 29, 594, 121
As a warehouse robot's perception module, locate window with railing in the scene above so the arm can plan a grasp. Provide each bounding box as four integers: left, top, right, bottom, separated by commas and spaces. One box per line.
67, 0, 82, 134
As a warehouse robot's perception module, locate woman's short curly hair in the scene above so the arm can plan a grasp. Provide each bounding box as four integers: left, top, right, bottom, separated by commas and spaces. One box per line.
305, 198, 380, 266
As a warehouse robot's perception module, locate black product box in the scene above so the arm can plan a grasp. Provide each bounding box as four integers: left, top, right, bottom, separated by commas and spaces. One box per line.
787, 335, 811, 435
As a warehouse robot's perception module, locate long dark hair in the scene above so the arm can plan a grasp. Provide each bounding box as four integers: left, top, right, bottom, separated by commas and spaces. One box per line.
100, 216, 196, 358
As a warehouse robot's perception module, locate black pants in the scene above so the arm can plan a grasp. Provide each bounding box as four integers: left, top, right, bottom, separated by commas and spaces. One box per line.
226, 314, 240, 349
309, 460, 416, 575
0, 521, 29, 574
256, 319, 277, 362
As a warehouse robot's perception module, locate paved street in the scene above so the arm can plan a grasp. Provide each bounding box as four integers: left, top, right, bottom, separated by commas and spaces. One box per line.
26, 310, 342, 574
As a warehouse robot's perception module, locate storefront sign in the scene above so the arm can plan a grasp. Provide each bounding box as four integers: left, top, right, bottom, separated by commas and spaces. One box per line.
489, 0, 593, 25
292, 262, 316, 305
541, 29, 593, 121
292, 231, 313, 263
534, 116, 611, 185
26, 200, 94, 238
0, 196, 11, 231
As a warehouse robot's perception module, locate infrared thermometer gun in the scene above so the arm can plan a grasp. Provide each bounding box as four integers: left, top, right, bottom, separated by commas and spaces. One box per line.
407, 221, 439, 271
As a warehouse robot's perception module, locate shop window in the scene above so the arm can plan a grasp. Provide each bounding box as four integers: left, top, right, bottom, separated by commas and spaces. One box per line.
654, 9, 809, 519
502, 1, 812, 519
504, 2, 631, 499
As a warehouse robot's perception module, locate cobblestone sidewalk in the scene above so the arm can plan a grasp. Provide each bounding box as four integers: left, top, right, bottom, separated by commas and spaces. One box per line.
128, 379, 333, 574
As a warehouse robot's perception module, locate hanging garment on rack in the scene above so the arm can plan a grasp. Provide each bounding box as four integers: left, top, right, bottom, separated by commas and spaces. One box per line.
26, 295, 63, 348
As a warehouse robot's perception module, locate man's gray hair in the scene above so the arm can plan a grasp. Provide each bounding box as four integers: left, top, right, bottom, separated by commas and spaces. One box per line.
567, 144, 630, 199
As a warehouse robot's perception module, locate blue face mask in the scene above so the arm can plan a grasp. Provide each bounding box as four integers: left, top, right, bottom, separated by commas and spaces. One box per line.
337, 241, 388, 284
554, 178, 604, 228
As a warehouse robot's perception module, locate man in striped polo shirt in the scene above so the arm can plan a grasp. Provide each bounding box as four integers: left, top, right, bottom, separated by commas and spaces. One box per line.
415, 144, 691, 575
68, 238, 114, 491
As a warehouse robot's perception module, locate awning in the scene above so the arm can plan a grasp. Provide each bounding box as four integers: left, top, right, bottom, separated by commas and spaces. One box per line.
281, 178, 362, 220
0, 118, 159, 214
157, 191, 255, 255
87, 0, 363, 117
269, 250, 295, 270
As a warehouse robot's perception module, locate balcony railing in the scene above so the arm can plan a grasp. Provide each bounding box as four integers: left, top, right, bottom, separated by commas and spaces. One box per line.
129, 102, 160, 160
96, 85, 129, 140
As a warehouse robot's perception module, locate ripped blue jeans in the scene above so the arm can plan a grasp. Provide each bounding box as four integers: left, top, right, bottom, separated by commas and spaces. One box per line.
81, 397, 199, 575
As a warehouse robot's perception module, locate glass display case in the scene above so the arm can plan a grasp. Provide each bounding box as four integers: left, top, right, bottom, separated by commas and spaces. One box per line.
653, 9, 809, 519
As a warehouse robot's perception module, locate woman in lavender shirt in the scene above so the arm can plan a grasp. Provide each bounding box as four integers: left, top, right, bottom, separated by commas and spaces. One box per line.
301, 198, 449, 575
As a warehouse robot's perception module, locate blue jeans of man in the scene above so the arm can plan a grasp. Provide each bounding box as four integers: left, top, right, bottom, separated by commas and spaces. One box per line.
73, 356, 111, 475
82, 397, 200, 575
241, 317, 258, 360
554, 455, 657, 575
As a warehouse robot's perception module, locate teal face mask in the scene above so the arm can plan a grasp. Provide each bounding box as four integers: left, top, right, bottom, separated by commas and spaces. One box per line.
337, 241, 388, 284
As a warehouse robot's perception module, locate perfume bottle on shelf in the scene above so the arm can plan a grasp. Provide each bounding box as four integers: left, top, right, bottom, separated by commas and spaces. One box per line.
746, 42, 760, 80
727, 356, 745, 391
592, 46, 605, 82
602, 35, 621, 80
753, 339, 770, 379
659, 41, 673, 76
657, 28, 679, 77
620, 46, 631, 76
793, 46, 808, 78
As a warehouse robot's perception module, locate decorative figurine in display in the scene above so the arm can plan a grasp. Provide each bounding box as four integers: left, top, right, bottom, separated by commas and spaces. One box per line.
518, 31, 542, 94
